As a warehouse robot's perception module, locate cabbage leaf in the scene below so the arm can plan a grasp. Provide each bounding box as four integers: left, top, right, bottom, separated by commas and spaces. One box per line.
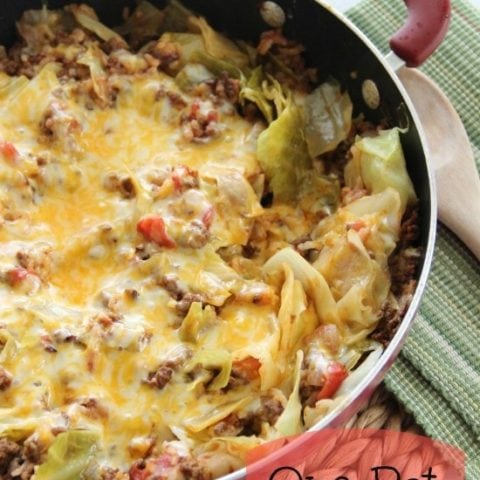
186, 349, 232, 391
345, 128, 417, 213
0, 64, 60, 126
305, 81, 353, 157
188, 16, 249, 70
257, 99, 311, 201
77, 46, 107, 101
116, 1, 165, 45
0, 330, 17, 362
17, 8, 75, 48
345, 187, 403, 256
34, 430, 98, 480
184, 397, 251, 433
274, 350, 303, 436
180, 302, 217, 343
263, 247, 338, 325
161, 0, 194, 33
297, 173, 340, 217
277, 266, 317, 361
240, 67, 274, 123
68, 5, 126, 45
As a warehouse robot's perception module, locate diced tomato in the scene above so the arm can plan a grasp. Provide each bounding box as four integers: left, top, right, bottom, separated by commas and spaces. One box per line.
6, 267, 29, 286
129, 462, 150, 480
233, 356, 262, 381
316, 361, 348, 400
0, 141, 18, 162
201, 206, 215, 229
137, 215, 176, 249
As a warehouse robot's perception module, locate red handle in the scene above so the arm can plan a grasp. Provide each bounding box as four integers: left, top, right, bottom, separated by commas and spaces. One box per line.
390, 0, 451, 67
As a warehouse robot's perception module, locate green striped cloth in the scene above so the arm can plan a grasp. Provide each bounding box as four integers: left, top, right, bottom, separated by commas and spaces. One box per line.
346, 1, 480, 477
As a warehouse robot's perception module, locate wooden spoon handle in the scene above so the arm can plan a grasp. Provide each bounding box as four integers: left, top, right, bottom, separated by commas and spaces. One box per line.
398, 68, 480, 261
436, 161, 480, 260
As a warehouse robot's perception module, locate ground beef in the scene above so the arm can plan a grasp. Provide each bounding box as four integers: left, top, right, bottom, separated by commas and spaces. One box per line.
16, 245, 53, 282
78, 397, 109, 420
0, 439, 20, 472
178, 457, 210, 480
239, 396, 285, 436
144, 363, 175, 390
210, 74, 240, 104
371, 280, 417, 346
148, 40, 181, 73
0, 436, 41, 480
100, 467, 129, 480
177, 221, 209, 250
180, 102, 221, 143
103, 173, 136, 199
157, 274, 205, 316
175, 292, 205, 316
211, 414, 243, 437
39, 102, 81, 142
371, 207, 421, 345
258, 30, 316, 92
143, 348, 191, 390
259, 396, 284, 425
0, 367, 13, 391
166, 91, 188, 110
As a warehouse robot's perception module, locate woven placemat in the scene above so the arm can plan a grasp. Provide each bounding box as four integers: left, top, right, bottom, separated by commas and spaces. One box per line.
349, 383, 422, 434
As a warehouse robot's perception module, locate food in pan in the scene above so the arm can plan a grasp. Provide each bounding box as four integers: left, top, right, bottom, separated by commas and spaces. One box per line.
0, 2, 421, 478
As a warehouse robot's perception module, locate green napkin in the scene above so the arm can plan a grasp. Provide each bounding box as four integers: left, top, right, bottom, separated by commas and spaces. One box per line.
346, 0, 480, 477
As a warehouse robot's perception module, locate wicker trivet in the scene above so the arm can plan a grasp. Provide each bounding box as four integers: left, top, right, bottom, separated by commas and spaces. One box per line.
347, 384, 423, 434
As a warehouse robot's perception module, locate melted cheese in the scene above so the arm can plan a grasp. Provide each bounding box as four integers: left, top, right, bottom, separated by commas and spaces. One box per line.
0, 64, 292, 469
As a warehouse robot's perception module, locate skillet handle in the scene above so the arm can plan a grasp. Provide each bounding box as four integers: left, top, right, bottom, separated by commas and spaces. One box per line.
390, 0, 451, 67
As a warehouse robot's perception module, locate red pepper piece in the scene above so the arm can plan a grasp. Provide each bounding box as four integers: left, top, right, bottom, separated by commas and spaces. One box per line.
316, 361, 348, 400
137, 215, 176, 249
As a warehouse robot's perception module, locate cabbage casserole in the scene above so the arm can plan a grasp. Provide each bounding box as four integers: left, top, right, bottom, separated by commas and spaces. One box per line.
0, 2, 421, 479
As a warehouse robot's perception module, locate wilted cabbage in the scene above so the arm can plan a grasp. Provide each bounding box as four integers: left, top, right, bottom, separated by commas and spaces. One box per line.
77, 46, 107, 101
304, 81, 353, 157
180, 302, 217, 343
161, 0, 195, 33
274, 350, 304, 436
68, 4, 126, 46
116, 1, 165, 47
186, 348, 232, 390
189, 16, 249, 70
240, 67, 274, 123
16, 7, 76, 47
263, 247, 339, 325
297, 173, 341, 217
184, 397, 252, 433
345, 128, 417, 213
256, 98, 311, 201
34, 430, 98, 480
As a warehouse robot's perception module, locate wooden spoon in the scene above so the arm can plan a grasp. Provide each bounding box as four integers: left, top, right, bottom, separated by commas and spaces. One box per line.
398, 68, 480, 260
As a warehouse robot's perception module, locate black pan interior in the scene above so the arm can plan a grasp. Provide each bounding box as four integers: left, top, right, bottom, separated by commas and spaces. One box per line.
0, 0, 433, 265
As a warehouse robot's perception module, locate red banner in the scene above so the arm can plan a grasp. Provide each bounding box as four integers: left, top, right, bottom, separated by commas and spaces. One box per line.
246, 429, 465, 480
